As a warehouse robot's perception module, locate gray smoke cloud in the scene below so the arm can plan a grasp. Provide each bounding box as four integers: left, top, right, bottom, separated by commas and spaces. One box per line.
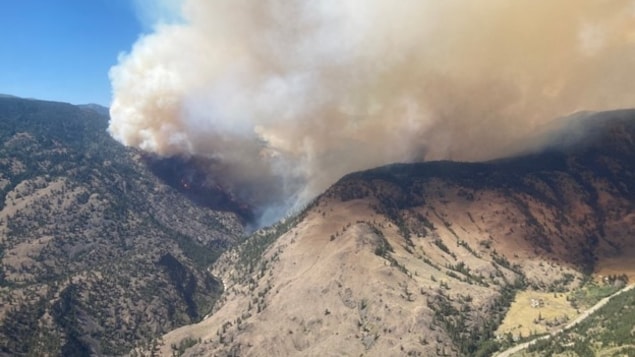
109, 0, 635, 223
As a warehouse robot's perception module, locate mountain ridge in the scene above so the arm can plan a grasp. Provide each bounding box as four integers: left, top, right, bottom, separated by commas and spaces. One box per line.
158, 109, 635, 356
1, 94, 634, 356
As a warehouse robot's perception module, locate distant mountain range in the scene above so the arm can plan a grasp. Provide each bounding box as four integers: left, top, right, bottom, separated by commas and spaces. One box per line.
77, 103, 110, 117
1, 95, 634, 356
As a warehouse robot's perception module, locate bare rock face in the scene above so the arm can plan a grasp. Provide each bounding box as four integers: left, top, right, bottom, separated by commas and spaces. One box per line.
0, 97, 244, 356
159, 110, 635, 356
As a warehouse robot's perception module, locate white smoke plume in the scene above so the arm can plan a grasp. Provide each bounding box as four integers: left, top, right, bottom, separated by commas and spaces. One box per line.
110, 0, 635, 223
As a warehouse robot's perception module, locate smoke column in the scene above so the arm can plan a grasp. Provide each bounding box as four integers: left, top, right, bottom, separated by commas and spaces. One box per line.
110, 0, 635, 224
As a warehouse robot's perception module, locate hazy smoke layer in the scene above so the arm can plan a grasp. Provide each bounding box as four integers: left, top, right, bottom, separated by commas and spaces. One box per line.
110, 0, 635, 222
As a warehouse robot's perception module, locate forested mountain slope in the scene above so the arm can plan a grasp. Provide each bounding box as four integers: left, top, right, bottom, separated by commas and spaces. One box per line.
0, 97, 244, 356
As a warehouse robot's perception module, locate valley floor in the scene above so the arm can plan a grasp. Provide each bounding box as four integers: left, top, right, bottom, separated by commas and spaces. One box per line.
495, 284, 635, 357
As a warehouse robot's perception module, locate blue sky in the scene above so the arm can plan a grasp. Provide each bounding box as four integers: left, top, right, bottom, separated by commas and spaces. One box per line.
0, 0, 147, 106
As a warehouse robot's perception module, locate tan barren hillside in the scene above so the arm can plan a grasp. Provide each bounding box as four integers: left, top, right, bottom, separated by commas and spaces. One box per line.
159, 110, 635, 357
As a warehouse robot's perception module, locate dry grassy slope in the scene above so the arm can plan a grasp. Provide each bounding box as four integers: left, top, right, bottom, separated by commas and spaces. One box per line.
158, 110, 635, 357
0, 97, 244, 356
